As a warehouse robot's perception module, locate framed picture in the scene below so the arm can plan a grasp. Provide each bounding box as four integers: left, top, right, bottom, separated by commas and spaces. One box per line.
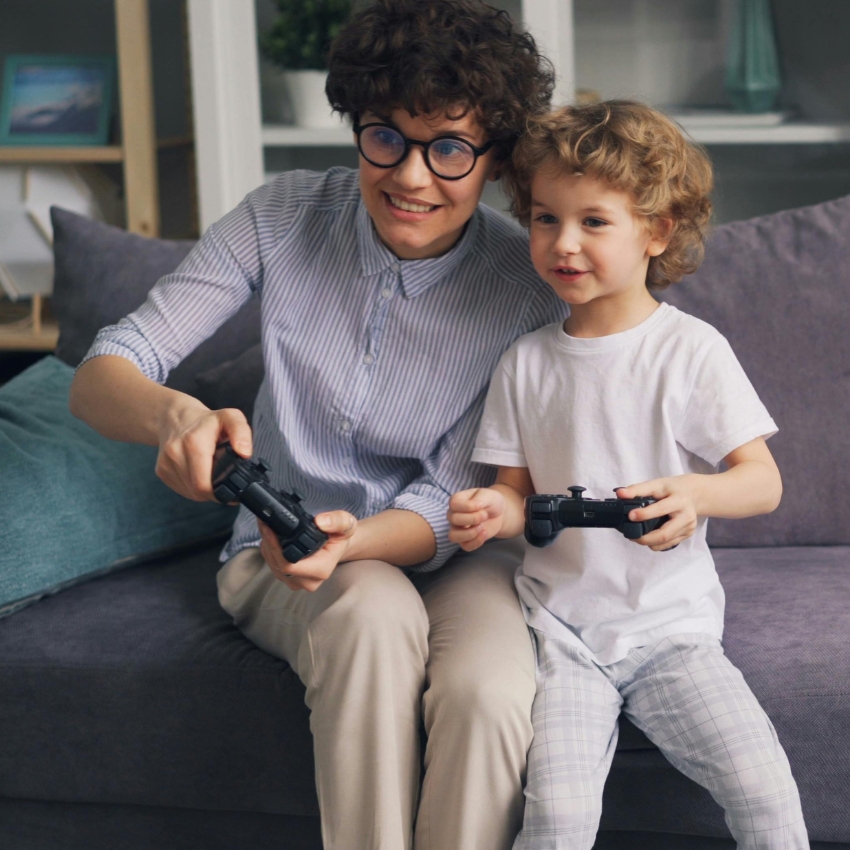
0, 55, 115, 147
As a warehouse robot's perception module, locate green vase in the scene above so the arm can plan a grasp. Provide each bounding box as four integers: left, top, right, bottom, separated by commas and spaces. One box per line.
724, 0, 782, 113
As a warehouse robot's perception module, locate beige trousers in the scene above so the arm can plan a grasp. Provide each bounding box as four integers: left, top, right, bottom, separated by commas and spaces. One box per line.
217, 538, 535, 850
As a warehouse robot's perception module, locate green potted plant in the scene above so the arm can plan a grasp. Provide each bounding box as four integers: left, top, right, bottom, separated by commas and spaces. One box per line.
260, 0, 352, 128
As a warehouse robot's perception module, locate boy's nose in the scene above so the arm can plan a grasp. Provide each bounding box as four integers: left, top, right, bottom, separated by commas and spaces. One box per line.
553, 229, 581, 256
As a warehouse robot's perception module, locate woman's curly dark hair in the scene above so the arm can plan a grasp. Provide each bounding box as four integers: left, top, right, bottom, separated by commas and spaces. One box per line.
326, 0, 555, 163
506, 101, 714, 289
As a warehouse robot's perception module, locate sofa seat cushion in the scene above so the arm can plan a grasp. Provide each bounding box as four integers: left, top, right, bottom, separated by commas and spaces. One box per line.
0, 543, 318, 818
607, 545, 850, 843
2, 544, 848, 841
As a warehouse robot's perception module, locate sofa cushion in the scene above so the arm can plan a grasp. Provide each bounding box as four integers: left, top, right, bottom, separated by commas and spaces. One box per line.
0, 543, 318, 818
1, 542, 847, 841
0, 357, 237, 617
661, 194, 850, 546
50, 206, 263, 402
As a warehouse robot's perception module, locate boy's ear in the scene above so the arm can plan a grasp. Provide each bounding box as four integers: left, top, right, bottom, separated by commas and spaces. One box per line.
647, 217, 673, 257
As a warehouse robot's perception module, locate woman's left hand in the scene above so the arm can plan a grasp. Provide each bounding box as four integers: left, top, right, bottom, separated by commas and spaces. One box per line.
258, 510, 358, 592
615, 475, 700, 552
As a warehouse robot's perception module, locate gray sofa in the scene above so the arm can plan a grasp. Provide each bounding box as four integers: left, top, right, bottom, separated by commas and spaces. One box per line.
1, 196, 848, 850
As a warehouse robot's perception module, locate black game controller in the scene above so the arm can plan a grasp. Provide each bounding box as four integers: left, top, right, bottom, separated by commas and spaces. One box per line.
212, 444, 328, 563
525, 486, 671, 548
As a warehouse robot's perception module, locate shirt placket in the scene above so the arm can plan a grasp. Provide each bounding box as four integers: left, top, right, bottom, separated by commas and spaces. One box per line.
334, 263, 400, 447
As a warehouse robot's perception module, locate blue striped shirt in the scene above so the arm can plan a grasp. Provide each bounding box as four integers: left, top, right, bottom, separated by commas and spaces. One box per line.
84, 167, 568, 570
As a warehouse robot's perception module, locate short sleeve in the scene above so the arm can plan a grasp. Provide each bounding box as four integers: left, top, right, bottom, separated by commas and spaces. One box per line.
470, 347, 528, 469
677, 336, 777, 466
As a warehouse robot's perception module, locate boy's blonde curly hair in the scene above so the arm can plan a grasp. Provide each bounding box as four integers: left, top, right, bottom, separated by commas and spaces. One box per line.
505, 100, 713, 289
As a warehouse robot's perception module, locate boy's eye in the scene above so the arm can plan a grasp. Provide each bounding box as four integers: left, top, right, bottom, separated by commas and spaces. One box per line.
534, 213, 557, 225
584, 217, 607, 228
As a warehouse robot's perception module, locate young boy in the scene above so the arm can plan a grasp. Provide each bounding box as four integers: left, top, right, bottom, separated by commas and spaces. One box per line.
448, 101, 809, 849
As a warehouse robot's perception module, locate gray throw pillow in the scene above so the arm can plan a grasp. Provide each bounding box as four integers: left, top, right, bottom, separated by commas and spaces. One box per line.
194, 343, 265, 422
661, 193, 850, 547
50, 207, 261, 399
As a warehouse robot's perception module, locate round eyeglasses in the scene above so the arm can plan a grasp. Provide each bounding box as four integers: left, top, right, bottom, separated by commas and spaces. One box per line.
354, 122, 495, 181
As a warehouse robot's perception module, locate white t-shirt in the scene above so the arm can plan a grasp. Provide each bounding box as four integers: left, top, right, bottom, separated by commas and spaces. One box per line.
471, 303, 777, 665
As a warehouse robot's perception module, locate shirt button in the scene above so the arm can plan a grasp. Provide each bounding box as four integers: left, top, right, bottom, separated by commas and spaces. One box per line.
381, 288, 393, 300
390, 262, 400, 273
340, 420, 352, 432
362, 353, 374, 365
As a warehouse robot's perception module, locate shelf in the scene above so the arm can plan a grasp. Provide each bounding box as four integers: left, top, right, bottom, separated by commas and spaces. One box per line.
262, 124, 353, 147
672, 119, 850, 145
262, 121, 850, 149
0, 146, 125, 164
0, 319, 58, 352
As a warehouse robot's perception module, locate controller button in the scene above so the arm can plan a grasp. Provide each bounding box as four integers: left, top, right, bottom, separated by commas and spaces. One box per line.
283, 544, 304, 563
298, 532, 320, 550
531, 520, 554, 537
230, 472, 249, 491
214, 484, 236, 503
279, 508, 298, 525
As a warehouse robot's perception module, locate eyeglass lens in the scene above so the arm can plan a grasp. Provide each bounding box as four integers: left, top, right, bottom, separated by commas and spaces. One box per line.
359, 125, 478, 179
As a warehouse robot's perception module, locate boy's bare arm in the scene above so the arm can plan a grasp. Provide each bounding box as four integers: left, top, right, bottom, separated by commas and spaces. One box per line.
617, 436, 782, 551
448, 466, 534, 551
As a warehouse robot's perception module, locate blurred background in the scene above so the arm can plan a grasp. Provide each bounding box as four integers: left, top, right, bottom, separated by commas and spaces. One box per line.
0, 0, 848, 368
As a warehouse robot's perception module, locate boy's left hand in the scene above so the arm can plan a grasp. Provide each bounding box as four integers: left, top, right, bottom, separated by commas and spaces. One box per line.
615, 475, 700, 551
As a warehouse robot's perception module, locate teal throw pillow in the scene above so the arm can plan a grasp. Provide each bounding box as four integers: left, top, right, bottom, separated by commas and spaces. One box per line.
0, 356, 237, 617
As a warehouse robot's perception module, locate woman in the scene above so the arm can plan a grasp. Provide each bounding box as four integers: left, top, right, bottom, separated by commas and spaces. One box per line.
70, 2, 566, 848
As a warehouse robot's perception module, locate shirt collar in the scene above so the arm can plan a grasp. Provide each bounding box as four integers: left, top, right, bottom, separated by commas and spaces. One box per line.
356, 199, 481, 299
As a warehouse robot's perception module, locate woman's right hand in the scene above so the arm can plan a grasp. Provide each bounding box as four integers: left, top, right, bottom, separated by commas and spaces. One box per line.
155, 401, 253, 502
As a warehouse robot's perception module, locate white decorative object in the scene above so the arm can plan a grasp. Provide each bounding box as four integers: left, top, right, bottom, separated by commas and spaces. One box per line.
24, 166, 101, 244
0, 208, 53, 301
283, 71, 342, 129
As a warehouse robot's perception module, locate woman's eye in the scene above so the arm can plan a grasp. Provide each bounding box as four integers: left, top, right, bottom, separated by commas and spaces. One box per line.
431, 139, 469, 159
374, 129, 402, 148
584, 217, 607, 228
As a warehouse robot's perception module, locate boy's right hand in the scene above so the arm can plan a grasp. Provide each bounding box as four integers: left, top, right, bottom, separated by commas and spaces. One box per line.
155, 402, 253, 502
447, 487, 506, 551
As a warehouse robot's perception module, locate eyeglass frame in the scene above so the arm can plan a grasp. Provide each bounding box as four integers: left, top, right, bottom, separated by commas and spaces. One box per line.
353, 120, 496, 181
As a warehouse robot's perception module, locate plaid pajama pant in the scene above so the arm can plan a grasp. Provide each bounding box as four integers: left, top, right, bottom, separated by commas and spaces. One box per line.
514, 631, 809, 850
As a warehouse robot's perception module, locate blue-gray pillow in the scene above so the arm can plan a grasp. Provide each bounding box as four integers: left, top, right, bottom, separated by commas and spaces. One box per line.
0, 356, 237, 618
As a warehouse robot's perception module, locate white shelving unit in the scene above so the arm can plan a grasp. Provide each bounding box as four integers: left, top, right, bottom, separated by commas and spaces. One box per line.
189, 0, 850, 229
671, 119, 850, 146
262, 125, 352, 147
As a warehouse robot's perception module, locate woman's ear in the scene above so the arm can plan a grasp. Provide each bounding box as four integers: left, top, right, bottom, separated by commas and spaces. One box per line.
488, 159, 505, 182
